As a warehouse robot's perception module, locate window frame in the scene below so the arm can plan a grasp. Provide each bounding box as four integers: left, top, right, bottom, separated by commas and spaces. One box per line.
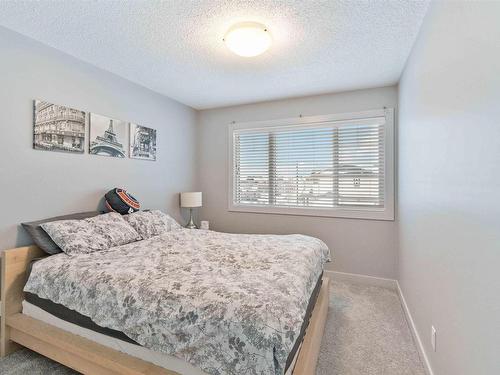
227, 108, 395, 221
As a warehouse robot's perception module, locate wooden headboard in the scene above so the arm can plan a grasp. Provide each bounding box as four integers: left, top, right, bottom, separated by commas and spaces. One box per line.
1, 245, 46, 356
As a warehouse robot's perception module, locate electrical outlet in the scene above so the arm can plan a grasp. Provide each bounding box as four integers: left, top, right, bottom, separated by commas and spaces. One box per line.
431, 326, 437, 352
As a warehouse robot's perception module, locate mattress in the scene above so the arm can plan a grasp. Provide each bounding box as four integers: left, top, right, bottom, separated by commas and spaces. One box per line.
22, 293, 311, 375
23, 300, 219, 375
24, 274, 323, 374
24, 229, 330, 374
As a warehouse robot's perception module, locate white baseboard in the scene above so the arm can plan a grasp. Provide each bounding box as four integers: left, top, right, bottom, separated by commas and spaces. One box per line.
396, 282, 435, 375
324, 270, 398, 290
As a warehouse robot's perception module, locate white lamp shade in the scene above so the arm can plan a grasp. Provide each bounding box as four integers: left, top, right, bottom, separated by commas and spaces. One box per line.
180, 192, 202, 208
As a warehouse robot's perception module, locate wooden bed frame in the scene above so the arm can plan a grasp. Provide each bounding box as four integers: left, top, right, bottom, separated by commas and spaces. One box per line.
0, 245, 330, 375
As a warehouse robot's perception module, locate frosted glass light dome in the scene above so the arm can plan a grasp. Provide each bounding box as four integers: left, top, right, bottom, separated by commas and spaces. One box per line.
224, 22, 272, 57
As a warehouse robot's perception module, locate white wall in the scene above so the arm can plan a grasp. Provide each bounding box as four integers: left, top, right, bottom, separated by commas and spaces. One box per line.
197, 86, 398, 278
0, 27, 197, 250
398, 2, 500, 374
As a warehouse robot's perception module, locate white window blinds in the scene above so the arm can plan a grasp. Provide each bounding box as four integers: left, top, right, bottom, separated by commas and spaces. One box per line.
231, 111, 393, 219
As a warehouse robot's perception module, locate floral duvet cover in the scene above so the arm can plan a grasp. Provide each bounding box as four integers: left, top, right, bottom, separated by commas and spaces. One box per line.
25, 229, 330, 375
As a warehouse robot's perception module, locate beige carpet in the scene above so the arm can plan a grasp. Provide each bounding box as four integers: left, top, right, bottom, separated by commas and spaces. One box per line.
316, 280, 425, 375
0, 280, 425, 375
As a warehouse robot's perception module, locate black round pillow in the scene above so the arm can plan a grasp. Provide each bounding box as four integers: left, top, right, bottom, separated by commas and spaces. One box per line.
104, 188, 140, 214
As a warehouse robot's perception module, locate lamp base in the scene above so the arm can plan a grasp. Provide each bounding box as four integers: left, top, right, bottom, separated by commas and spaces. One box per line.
185, 208, 198, 229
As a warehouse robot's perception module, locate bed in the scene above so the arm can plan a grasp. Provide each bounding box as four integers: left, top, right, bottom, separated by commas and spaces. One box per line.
1, 228, 330, 375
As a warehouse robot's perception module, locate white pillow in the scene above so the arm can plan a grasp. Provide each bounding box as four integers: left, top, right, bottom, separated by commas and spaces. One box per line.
41, 212, 140, 255
124, 210, 181, 239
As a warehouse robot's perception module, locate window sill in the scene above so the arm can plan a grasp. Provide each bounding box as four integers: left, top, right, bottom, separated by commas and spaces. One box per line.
228, 204, 394, 221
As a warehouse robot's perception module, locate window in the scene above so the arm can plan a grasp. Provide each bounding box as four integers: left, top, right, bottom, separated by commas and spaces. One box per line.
228, 109, 394, 220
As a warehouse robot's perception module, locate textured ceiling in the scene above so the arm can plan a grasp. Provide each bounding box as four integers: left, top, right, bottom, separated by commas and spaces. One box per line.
0, 0, 429, 109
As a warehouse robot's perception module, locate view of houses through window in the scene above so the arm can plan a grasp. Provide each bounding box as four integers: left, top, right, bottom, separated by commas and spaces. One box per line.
232, 118, 386, 211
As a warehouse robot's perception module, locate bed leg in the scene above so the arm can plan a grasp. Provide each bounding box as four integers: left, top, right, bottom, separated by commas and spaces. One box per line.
0, 325, 22, 357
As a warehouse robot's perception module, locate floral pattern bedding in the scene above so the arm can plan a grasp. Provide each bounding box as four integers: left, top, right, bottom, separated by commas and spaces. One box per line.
124, 210, 181, 239
24, 229, 330, 375
41, 212, 141, 255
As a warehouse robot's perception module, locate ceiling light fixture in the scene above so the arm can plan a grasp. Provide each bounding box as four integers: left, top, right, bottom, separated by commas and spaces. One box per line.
223, 22, 272, 57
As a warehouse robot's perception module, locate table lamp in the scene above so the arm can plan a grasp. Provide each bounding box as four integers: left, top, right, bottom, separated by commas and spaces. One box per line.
180, 192, 202, 229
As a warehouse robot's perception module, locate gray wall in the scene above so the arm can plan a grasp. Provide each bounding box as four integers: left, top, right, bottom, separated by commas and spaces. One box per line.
398, 2, 500, 374
0, 27, 197, 250
197, 86, 398, 278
